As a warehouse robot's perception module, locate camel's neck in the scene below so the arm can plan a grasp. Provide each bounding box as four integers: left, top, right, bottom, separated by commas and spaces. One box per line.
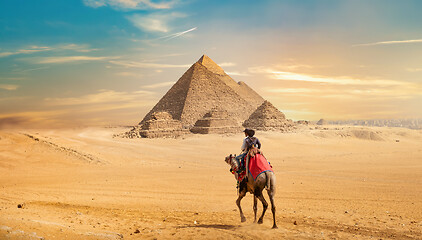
230, 158, 239, 170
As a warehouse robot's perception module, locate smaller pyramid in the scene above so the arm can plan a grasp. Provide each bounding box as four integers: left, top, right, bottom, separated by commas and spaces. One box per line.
124, 112, 187, 138
316, 119, 326, 125
190, 108, 242, 134
243, 101, 296, 132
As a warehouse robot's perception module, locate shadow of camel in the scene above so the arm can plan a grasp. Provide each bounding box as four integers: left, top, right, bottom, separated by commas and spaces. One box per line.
176, 224, 237, 230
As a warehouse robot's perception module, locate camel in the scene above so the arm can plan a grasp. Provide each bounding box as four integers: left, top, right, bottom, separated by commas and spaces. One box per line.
224, 154, 277, 229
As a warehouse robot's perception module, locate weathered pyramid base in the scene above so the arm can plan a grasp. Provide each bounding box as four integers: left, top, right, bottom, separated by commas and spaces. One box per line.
139, 128, 188, 138
191, 126, 242, 134
190, 108, 242, 134
122, 111, 189, 138
121, 125, 189, 138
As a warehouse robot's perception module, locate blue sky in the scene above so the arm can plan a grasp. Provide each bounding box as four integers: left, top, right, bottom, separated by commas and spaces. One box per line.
1, 0, 422, 127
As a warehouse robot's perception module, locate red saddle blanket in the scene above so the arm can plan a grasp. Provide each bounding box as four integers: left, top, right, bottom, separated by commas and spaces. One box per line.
249, 154, 273, 180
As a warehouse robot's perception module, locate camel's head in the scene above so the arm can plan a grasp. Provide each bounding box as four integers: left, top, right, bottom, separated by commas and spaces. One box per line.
224, 154, 236, 165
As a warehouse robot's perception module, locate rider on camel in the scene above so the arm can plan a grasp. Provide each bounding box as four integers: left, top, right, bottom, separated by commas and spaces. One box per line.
237, 128, 261, 173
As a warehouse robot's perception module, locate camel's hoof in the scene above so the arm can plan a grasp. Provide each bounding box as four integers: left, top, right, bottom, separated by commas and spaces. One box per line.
272, 225, 278, 229
241, 217, 247, 223
258, 219, 263, 224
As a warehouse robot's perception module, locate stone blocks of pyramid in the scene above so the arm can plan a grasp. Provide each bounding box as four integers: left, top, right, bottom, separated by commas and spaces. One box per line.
190, 108, 242, 134
243, 101, 296, 132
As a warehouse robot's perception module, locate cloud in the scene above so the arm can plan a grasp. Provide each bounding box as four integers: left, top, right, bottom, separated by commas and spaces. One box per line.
0, 77, 26, 80
157, 27, 197, 41
32, 56, 115, 64
225, 71, 250, 76
264, 87, 419, 99
141, 81, 174, 89
0, 46, 52, 58
83, 0, 175, 10
57, 43, 100, 52
406, 68, 422, 72
281, 109, 317, 116
249, 67, 409, 86
126, 12, 186, 33
13, 66, 50, 73
265, 88, 318, 94
44, 89, 154, 106
0, 44, 99, 58
0, 84, 19, 90
353, 38, 422, 47
218, 62, 236, 67
115, 71, 141, 77
109, 60, 190, 68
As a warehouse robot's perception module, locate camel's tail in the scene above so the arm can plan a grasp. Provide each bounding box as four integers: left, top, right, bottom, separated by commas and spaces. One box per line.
265, 171, 275, 192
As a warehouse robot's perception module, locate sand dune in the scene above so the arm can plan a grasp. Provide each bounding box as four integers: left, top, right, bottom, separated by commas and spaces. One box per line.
0, 126, 421, 239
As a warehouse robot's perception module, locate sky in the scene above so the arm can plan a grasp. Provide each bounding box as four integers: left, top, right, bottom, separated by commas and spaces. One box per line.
1, 0, 422, 128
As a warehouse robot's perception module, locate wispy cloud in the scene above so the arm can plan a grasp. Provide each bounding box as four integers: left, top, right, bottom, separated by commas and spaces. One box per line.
57, 43, 100, 52
115, 71, 141, 77
157, 27, 197, 41
274, 64, 314, 70
0, 77, 26, 81
32, 56, 115, 64
265, 88, 318, 94
141, 81, 174, 89
353, 38, 422, 47
126, 12, 186, 33
226, 71, 250, 76
406, 67, 422, 72
264, 87, 417, 98
16, 66, 50, 73
0, 44, 99, 58
0, 46, 52, 58
83, 0, 175, 10
0, 84, 19, 90
44, 89, 154, 106
109, 60, 190, 68
249, 67, 409, 86
219, 62, 236, 67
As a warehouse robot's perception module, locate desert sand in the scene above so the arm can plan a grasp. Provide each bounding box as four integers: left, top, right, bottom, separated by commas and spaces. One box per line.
0, 126, 421, 239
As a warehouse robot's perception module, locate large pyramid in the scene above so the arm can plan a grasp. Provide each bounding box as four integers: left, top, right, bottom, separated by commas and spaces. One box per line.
140, 55, 265, 127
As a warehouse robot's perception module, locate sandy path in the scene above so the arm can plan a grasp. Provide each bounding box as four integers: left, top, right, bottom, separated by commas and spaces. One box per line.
0, 126, 421, 239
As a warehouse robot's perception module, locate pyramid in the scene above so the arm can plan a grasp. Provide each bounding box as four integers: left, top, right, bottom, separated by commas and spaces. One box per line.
140, 55, 264, 128
316, 119, 326, 125
190, 108, 242, 134
243, 101, 295, 132
123, 112, 186, 138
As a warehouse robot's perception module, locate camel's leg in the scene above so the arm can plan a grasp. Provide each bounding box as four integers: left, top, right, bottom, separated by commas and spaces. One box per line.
253, 195, 258, 223
236, 190, 247, 223
268, 188, 277, 229
256, 192, 268, 224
